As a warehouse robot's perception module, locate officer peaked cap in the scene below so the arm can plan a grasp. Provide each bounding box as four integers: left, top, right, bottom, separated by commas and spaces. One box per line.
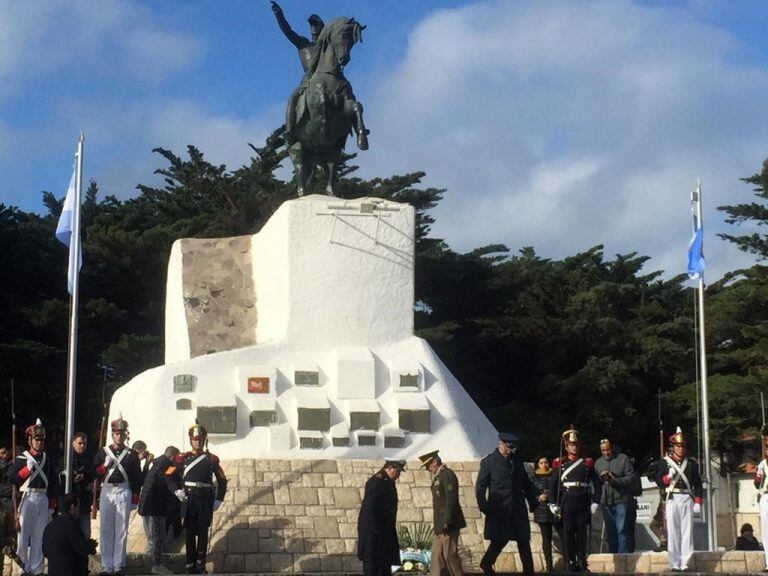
418, 450, 440, 467
499, 432, 518, 447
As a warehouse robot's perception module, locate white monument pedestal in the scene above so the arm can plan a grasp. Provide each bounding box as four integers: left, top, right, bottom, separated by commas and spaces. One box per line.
110, 195, 497, 460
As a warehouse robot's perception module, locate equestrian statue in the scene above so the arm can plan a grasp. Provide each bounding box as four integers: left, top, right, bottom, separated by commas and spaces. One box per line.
271, 2, 369, 197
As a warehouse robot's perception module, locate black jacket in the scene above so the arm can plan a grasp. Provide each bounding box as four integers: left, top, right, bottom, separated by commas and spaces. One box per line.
530, 470, 559, 524
655, 455, 703, 501
139, 455, 173, 517
59, 450, 94, 515
42, 513, 96, 576
476, 449, 538, 541
357, 471, 400, 566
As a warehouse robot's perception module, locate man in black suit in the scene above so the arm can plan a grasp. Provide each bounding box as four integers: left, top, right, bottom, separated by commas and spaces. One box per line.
42, 494, 97, 576
476, 432, 538, 576
357, 460, 406, 576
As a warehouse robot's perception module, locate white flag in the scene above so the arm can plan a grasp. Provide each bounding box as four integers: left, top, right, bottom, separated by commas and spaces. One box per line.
55, 168, 81, 294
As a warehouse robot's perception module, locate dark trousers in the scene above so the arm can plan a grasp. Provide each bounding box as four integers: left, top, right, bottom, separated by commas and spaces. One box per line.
481, 539, 534, 576
363, 563, 391, 576
538, 522, 562, 569
184, 493, 213, 567
563, 496, 590, 570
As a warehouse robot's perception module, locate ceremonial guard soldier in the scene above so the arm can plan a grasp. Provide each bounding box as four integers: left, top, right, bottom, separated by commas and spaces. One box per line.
655, 427, 703, 572
166, 423, 227, 574
9, 418, 58, 575
550, 428, 600, 573
92, 415, 141, 576
357, 460, 405, 576
756, 425, 768, 571
420, 450, 466, 576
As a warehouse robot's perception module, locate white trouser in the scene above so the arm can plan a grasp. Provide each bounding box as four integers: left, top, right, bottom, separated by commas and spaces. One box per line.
666, 493, 694, 570
99, 483, 132, 572
760, 494, 768, 569
17, 491, 49, 575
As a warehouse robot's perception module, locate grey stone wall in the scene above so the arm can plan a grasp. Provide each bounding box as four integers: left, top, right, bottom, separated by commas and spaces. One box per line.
117, 458, 542, 574
180, 236, 256, 357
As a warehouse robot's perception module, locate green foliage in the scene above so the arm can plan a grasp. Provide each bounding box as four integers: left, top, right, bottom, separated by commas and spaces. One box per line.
397, 523, 434, 550
5, 130, 768, 469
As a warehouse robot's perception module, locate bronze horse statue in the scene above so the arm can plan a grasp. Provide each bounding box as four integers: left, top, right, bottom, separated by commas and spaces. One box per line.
285, 17, 369, 197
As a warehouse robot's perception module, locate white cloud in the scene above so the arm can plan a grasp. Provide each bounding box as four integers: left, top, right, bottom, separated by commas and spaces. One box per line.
0, 1, 204, 99
359, 0, 768, 279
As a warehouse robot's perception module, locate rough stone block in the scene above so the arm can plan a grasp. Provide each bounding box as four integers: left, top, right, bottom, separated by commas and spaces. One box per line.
289, 487, 319, 505
224, 554, 244, 572
333, 487, 361, 508
245, 553, 271, 572
197, 406, 237, 434
228, 529, 259, 553
314, 517, 340, 538
320, 555, 343, 572
270, 553, 294, 573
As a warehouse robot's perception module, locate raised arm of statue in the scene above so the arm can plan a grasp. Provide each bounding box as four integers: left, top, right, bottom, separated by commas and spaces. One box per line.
270, 1, 310, 50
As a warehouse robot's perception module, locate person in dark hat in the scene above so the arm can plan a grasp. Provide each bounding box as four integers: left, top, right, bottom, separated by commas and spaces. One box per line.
357, 460, 405, 576
9, 418, 58, 575
269, 1, 325, 140
92, 414, 141, 576
42, 493, 97, 576
419, 450, 466, 576
655, 427, 703, 572
165, 423, 227, 574
476, 432, 538, 576
549, 428, 601, 573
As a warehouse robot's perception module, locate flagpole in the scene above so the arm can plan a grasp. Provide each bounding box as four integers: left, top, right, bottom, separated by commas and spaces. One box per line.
63, 133, 84, 494
693, 180, 716, 550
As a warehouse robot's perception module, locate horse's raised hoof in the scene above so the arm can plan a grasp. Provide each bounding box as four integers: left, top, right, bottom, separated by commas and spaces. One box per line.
357, 133, 369, 150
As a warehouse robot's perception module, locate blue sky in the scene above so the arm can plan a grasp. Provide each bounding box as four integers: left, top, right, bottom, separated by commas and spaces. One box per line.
2, 0, 768, 280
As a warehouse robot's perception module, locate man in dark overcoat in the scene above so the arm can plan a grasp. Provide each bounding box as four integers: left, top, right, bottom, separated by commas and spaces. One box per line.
357, 460, 406, 576
42, 494, 97, 576
476, 432, 538, 576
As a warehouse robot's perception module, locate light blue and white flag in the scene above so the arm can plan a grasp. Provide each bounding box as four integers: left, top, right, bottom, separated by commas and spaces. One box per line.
55, 168, 81, 293
687, 213, 705, 280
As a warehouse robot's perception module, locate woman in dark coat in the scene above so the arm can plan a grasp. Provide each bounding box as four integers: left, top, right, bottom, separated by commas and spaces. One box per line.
531, 456, 563, 572
475, 433, 538, 576
357, 460, 405, 576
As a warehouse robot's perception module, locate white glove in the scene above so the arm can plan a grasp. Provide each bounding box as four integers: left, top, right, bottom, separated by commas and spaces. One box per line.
174, 489, 188, 503
26, 460, 34, 472
104, 453, 116, 466
548, 504, 561, 519
590, 502, 599, 515
213, 499, 222, 511
693, 502, 701, 515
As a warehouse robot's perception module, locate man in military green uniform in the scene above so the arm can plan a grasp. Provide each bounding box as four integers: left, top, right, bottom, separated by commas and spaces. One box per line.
420, 450, 466, 576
